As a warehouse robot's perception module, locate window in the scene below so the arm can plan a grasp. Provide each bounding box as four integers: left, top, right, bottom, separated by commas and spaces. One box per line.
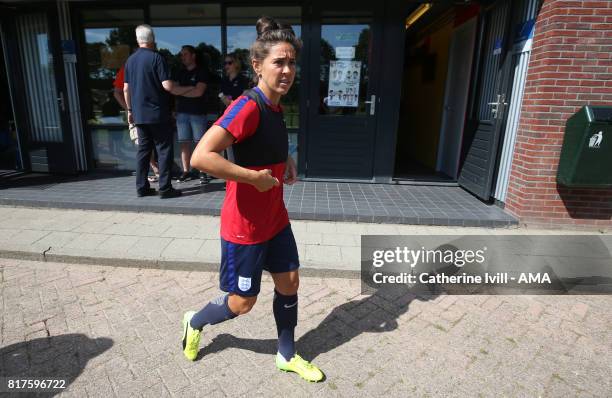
151, 4, 222, 116
82, 8, 144, 170
227, 6, 302, 162
79, 4, 302, 169
82, 8, 143, 125
227, 6, 301, 129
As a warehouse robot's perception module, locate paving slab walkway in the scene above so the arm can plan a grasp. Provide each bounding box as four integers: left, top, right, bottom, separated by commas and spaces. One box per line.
0, 206, 589, 274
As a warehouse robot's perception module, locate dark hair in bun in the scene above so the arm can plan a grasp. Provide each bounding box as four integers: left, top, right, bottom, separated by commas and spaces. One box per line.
250, 16, 302, 72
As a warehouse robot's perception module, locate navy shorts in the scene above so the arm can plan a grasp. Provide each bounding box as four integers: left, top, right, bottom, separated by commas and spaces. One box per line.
219, 224, 300, 297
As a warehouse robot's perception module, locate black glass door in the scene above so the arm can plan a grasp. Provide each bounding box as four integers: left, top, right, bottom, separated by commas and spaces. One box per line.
305, 6, 383, 180
7, 6, 76, 173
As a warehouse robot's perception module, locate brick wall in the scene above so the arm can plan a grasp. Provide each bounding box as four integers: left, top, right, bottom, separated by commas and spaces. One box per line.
505, 0, 612, 229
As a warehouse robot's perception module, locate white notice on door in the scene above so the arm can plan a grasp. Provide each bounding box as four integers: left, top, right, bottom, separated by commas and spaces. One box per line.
327, 60, 361, 108
335, 46, 355, 59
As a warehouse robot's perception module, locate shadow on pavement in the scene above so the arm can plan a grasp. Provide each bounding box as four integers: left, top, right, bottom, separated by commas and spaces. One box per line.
0, 334, 113, 397
297, 285, 439, 361
199, 284, 439, 363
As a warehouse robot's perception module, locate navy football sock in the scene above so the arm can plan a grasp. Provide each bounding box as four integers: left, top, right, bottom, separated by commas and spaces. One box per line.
273, 289, 298, 361
190, 294, 237, 331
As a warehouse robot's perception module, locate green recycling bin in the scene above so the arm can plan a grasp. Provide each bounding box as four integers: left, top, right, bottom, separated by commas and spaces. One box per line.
557, 106, 612, 187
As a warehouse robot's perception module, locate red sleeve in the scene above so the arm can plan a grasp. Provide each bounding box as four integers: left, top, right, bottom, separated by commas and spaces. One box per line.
214, 96, 260, 143
113, 66, 125, 89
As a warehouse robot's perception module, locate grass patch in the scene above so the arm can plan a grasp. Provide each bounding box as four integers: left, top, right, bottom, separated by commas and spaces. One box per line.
328, 382, 338, 390
479, 349, 488, 355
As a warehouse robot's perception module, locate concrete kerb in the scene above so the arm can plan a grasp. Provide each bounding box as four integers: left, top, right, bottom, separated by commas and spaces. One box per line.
0, 250, 362, 279
0, 199, 222, 216
1, 204, 607, 282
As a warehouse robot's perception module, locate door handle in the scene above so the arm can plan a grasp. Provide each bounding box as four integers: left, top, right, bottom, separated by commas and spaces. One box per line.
57, 92, 66, 112
488, 94, 508, 119
487, 101, 499, 118
364, 94, 376, 115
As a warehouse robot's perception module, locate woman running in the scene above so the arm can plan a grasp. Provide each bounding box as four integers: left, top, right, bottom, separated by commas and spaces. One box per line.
182, 16, 324, 383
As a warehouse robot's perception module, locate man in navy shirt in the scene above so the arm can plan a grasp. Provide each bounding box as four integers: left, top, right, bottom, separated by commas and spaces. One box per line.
124, 24, 181, 199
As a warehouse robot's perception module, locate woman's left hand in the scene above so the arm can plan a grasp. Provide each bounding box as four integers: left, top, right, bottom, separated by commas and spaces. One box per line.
284, 156, 297, 185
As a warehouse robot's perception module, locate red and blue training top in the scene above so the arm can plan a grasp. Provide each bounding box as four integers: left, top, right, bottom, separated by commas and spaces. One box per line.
214, 87, 289, 244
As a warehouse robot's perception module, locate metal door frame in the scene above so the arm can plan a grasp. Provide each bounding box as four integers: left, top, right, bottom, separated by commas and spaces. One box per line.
3, 3, 77, 174
0, 5, 26, 170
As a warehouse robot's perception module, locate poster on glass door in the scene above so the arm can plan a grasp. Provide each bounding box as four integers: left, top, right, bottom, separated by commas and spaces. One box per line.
328, 60, 361, 107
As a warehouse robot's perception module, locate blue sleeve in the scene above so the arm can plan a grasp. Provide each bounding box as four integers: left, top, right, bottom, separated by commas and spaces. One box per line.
155, 54, 170, 82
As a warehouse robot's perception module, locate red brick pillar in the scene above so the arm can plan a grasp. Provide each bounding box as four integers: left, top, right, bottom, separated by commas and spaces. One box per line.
505, 0, 612, 229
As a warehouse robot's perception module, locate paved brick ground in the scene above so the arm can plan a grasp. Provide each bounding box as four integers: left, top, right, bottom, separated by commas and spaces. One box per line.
1, 258, 610, 397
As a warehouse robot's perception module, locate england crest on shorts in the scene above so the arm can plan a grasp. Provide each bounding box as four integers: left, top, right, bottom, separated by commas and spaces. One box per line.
238, 276, 251, 292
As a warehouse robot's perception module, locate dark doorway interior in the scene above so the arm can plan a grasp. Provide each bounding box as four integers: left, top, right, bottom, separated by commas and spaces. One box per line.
0, 39, 21, 170
394, 3, 478, 183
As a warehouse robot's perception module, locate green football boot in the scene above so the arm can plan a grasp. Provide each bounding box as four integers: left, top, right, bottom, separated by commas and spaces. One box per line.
276, 353, 324, 382
181, 311, 201, 361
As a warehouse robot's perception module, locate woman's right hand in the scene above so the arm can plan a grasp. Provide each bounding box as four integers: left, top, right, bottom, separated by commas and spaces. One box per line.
252, 169, 280, 192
